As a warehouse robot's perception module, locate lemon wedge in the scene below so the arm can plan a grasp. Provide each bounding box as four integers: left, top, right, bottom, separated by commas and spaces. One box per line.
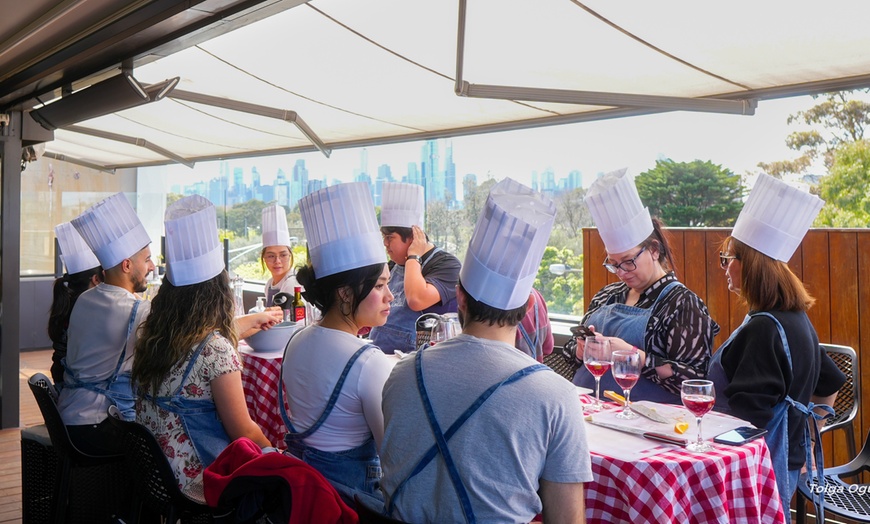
674, 422, 690, 434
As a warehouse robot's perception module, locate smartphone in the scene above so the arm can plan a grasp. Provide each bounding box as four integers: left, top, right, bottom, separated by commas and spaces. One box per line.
713, 426, 768, 445
570, 324, 594, 339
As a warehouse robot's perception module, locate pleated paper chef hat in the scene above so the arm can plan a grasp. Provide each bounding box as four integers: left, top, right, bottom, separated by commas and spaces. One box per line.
71, 192, 151, 269
584, 168, 653, 253
262, 204, 291, 248
732, 173, 824, 262
55, 222, 100, 275
164, 195, 224, 286
299, 182, 385, 278
460, 178, 556, 310
380, 182, 425, 228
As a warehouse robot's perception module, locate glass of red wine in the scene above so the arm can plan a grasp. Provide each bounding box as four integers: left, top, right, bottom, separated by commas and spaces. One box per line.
582, 337, 612, 412
611, 350, 640, 420
681, 379, 716, 452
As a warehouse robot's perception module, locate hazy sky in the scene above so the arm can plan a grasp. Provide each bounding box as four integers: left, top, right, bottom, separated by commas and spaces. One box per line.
155, 93, 839, 193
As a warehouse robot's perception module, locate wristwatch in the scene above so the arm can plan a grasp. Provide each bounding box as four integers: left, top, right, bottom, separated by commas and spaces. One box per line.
406, 254, 421, 264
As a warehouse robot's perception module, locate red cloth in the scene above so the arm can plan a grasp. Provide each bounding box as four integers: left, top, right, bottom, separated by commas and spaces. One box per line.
203, 438, 358, 524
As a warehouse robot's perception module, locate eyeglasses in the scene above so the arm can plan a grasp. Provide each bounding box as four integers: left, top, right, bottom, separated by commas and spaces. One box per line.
264, 253, 291, 262
719, 252, 739, 269
603, 246, 647, 274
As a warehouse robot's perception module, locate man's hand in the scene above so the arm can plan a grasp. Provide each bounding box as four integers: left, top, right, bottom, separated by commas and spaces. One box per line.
407, 225, 429, 258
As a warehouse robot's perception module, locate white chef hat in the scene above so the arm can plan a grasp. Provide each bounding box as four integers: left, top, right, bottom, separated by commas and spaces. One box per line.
584, 168, 653, 253
460, 178, 556, 310
163, 195, 224, 286
54, 222, 100, 275
71, 192, 151, 269
299, 182, 385, 278
732, 173, 824, 262
380, 182, 425, 228
262, 204, 291, 248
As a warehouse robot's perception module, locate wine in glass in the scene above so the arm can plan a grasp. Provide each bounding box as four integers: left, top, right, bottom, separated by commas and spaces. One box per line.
582, 337, 612, 412
611, 350, 641, 420
681, 379, 716, 452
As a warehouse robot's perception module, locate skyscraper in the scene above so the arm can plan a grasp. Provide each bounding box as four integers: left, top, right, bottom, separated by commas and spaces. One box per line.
421, 139, 442, 203
444, 141, 456, 203
290, 159, 308, 209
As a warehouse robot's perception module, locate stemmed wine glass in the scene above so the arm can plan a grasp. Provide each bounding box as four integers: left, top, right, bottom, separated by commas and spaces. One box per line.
611, 350, 641, 420
581, 337, 612, 412
681, 379, 716, 452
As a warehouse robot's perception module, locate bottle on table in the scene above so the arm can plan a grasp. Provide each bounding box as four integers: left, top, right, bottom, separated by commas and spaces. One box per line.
292, 286, 307, 326
248, 296, 266, 315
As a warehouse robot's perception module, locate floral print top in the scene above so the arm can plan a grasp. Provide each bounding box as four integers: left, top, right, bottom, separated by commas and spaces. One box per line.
135, 333, 241, 503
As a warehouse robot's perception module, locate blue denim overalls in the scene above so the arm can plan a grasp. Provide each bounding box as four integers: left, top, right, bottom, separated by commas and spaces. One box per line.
574, 281, 683, 404
385, 350, 547, 522
516, 298, 541, 361
143, 333, 231, 467
279, 338, 383, 505
371, 248, 452, 354
63, 300, 140, 421
708, 312, 833, 518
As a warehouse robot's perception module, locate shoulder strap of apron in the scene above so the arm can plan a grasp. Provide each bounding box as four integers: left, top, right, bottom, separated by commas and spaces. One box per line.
517, 299, 539, 356
141, 332, 215, 403
751, 312, 834, 521
63, 299, 141, 387
385, 350, 547, 522
420, 247, 441, 270
278, 329, 376, 440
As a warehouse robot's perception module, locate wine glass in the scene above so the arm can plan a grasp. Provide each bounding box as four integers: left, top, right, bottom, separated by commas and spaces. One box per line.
611, 350, 641, 420
681, 379, 716, 452
582, 337, 612, 412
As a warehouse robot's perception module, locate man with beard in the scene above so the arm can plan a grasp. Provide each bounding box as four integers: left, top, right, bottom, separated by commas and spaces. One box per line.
58, 192, 155, 456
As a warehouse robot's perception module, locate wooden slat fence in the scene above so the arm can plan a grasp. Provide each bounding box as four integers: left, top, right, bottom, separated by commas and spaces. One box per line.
583, 227, 869, 467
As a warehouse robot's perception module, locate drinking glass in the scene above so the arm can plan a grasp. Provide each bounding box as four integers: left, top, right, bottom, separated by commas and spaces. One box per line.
611, 350, 641, 420
681, 379, 716, 452
582, 337, 612, 412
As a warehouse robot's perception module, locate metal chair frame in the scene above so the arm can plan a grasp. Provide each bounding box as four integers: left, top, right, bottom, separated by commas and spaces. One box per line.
820, 343, 860, 459
27, 373, 127, 523
106, 405, 215, 524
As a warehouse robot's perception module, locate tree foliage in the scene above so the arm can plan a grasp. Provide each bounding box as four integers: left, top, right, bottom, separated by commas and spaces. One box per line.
537, 246, 584, 316
759, 89, 870, 177
635, 159, 744, 226
815, 139, 870, 227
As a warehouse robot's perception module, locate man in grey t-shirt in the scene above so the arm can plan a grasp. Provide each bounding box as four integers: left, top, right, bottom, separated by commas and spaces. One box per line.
380, 179, 592, 522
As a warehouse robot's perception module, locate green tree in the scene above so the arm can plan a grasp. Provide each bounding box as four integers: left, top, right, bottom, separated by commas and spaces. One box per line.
537, 246, 584, 316
815, 139, 870, 226
635, 159, 744, 226
224, 199, 269, 238
759, 89, 870, 177
554, 187, 592, 254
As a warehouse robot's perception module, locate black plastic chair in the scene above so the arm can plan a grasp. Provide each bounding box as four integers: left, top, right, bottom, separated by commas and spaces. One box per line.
354, 494, 407, 524
820, 343, 860, 459
27, 373, 128, 523
544, 348, 580, 382
106, 405, 215, 524
795, 424, 870, 523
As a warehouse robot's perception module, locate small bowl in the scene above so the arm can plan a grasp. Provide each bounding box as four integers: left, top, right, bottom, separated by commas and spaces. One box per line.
244, 321, 300, 352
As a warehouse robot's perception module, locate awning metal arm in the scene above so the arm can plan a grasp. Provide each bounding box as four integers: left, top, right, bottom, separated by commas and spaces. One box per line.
66, 125, 194, 167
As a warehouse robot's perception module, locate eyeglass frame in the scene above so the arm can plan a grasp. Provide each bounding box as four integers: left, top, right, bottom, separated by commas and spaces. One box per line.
719, 252, 739, 269
602, 246, 648, 274
264, 252, 292, 262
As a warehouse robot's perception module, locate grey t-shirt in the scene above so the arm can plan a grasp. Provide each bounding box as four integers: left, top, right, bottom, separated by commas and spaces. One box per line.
380, 334, 593, 522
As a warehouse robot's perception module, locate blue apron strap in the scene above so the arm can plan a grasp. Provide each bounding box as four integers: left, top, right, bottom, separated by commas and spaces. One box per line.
279, 331, 376, 440
142, 332, 215, 405
63, 299, 141, 388
518, 299, 539, 358
385, 349, 546, 521
752, 312, 834, 520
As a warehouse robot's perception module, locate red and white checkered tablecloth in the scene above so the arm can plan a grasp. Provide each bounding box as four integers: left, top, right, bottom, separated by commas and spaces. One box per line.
240, 349, 288, 449
582, 395, 785, 523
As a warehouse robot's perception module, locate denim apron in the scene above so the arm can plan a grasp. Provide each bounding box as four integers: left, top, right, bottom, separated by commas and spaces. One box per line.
574, 281, 682, 404
62, 300, 140, 421
384, 350, 547, 523
517, 299, 541, 361
278, 339, 383, 501
371, 248, 448, 354
144, 333, 231, 467
708, 312, 833, 518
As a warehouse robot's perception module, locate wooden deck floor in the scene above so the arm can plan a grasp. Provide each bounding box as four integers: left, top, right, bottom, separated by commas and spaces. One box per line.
0, 348, 52, 523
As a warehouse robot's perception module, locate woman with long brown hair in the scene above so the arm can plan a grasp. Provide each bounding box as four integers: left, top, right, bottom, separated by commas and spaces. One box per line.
709, 174, 844, 512
133, 195, 270, 503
